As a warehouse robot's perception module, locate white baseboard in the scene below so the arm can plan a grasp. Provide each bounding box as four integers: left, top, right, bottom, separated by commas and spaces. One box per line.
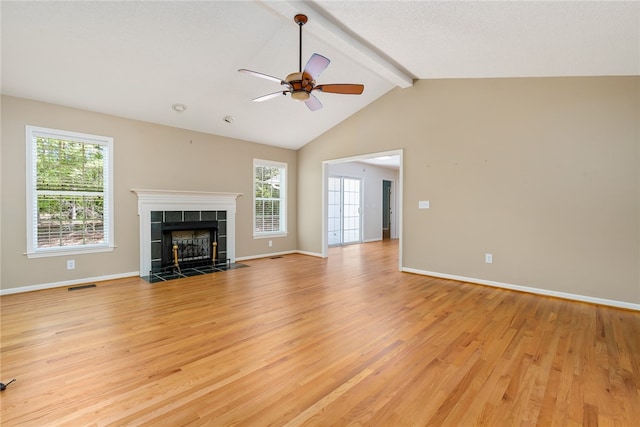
235, 250, 297, 261
295, 250, 324, 258
236, 250, 323, 261
0, 271, 140, 296
402, 267, 640, 311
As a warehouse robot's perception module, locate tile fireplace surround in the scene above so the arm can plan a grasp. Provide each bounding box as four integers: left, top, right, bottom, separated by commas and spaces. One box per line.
132, 190, 242, 277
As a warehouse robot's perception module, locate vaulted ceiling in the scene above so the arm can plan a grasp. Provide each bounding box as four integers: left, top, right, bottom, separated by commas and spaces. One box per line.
2, 1, 638, 150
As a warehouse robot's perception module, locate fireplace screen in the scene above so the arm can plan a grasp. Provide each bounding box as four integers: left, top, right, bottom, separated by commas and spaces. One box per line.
172, 230, 211, 262
160, 220, 218, 273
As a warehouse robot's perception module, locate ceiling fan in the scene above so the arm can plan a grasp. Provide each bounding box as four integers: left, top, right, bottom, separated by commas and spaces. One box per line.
238, 14, 364, 111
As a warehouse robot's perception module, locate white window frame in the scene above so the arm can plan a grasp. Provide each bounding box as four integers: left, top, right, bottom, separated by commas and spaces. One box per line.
25, 125, 115, 258
253, 159, 287, 238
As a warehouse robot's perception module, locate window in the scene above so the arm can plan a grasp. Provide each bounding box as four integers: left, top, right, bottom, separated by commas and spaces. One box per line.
253, 159, 286, 237
26, 126, 114, 257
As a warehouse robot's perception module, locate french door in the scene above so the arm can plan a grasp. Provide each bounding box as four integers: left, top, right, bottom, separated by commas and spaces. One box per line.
328, 176, 362, 246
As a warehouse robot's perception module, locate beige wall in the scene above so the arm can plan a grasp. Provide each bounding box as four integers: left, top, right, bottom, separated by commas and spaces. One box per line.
1, 95, 297, 291
299, 77, 640, 304
3, 77, 639, 305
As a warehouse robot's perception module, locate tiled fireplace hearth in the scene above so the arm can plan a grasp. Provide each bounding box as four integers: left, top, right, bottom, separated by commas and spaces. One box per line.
132, 190, 242, 278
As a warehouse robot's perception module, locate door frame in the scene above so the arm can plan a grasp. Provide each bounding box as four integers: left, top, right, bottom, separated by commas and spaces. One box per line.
321, 149, 403, 271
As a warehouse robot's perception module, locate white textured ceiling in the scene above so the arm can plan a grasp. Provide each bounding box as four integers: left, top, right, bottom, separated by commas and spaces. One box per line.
2, 1, 638, 150
317, 0, 640, 79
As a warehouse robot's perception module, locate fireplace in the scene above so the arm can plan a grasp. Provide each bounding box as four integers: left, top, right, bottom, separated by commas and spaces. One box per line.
132, 190, 242, 277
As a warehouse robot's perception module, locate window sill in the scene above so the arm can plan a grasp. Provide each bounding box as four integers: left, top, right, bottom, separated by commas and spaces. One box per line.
253, 232, 287, 239
25, 245, 115, 259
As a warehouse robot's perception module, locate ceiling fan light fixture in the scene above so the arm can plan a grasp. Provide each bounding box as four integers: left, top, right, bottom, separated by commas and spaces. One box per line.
291, 91, 310, 101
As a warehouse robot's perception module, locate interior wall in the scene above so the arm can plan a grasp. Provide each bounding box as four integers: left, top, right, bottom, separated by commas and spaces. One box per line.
328, 161, 399, 242
0, 95, 298, 291
298, 76, 640, 305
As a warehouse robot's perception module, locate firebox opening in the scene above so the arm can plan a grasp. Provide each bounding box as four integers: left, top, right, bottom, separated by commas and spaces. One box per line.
160, 220, 220, 272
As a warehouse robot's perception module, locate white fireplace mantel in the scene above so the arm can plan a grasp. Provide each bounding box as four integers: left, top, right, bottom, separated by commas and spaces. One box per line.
132, 189, 242, 276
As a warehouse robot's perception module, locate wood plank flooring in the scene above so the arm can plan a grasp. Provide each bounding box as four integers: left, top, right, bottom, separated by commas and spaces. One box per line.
1, 240, 639, 426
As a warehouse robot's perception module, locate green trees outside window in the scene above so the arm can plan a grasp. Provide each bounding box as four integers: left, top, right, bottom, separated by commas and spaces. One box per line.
254, 161, 286, 235
35, 137, 106, 247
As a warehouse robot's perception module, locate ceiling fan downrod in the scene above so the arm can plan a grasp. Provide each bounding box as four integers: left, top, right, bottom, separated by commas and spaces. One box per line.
294, 14, 308, 73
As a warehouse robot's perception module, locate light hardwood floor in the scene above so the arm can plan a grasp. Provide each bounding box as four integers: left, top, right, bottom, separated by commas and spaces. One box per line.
1, 240, 639, 426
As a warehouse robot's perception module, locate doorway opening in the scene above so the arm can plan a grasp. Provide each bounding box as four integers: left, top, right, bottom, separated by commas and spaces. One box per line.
322, 150, 403, 270
382, 180, 392, 240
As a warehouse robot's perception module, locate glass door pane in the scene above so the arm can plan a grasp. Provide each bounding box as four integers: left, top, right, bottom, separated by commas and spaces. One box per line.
342, 178, 361, 244
327, 176, 362, 246
327, 177, 341, 246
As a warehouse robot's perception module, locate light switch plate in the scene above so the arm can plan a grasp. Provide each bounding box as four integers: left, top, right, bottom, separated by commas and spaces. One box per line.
419, 200, 430, 209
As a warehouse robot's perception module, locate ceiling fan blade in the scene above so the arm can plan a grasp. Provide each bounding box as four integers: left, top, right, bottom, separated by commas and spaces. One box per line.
303, 54, 330, 81
314, 84, 364, 95
304, 93, 323, 111
238, 69, 288, 86
253, 91, 288, 102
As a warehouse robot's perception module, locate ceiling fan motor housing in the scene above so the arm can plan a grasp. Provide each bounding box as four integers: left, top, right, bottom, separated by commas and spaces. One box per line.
286, 72, 314, 101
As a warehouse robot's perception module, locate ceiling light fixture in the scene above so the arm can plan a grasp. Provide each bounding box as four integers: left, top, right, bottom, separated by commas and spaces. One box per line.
172, 103, 187, 112
290, 89, 310, 102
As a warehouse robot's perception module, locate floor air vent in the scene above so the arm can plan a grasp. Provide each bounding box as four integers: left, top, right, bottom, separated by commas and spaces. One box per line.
68, 284, 97, 291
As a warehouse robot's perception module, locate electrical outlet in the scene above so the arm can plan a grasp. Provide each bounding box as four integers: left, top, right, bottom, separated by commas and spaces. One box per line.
67, 259, 76, 270
485, 254, 493, 264
268, 240, 273, 247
